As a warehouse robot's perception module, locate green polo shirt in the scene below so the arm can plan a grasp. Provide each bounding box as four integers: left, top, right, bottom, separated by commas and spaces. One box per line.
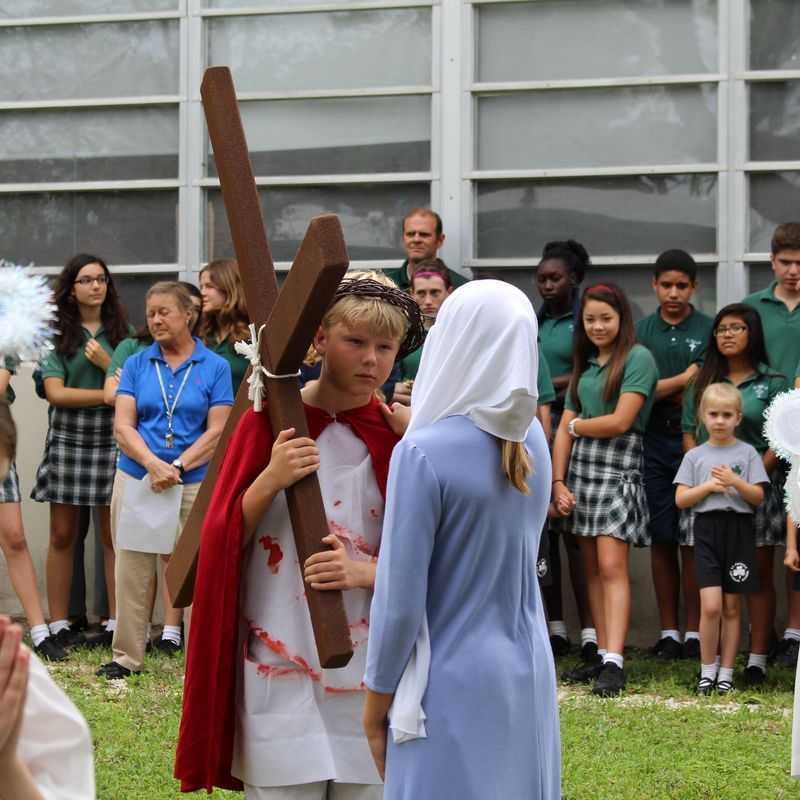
565, 344, 658, 434
681, 363, 789, 452
40, 326, 118, 391
537, 344, 556, 406
2, 356, 16, 404
635, 307, 713, 433
208, 338, 248, 394
382, 261, 469, 292
399, 345, 423, 382
538, 310, 575, 379
743, 281, 800, 383
107, 337, 150, 378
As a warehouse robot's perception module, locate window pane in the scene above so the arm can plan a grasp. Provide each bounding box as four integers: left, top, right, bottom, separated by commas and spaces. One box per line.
748, 263, 775, 293
206, 184, 429, 262
115, 273, 180, 330
0, 191, 177, 265
0, 107, 178, 183
207, 10, 431, 92
208, 96, 430, 177
749, 0, 800, 70
204, 0, 365, 6
0, 21, 179, 101
0, 0, 176, 17
476, 1, 718, 82
749, 171, 800, 251
477, 85, 717, 170
749, 82, 800, 162
476, 175, 717, 258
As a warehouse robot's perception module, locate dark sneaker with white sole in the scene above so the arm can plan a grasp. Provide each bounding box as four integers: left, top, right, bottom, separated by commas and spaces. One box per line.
696, 676, 715, 696
591, 662, 626, 697
716, 679, 734, 695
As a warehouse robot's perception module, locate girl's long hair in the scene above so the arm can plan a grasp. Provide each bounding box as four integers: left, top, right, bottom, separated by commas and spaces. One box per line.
692, 303, 769, 411
567, 283, 636, 412
197, 259, 250, 345
53, 253, 130, 356
501, 440, 531, 494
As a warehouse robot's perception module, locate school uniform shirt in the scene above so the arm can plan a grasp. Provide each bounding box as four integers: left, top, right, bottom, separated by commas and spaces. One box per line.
635, 307, 713, 434
564, 344, 659, 434
538, 309, 575, 379
681, 364, 789, 452
743, 281, 800, 384
399, 342, 423, 382
39, 326, 120, 397
116, 338, 233, 484
538, 343, 556, 405
674, 440, 769, 514
107, 336, 149, 378
2, 355, 16, 403
207, 337, 249, 395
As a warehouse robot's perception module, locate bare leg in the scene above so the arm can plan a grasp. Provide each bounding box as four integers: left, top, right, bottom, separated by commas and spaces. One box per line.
699, 587, 722, 665
651, 542, 680, 631
596, 536, 631, 655
680, 545, 701, 632
786, 567, 800, 629
564, 531, 593, 628
746, 547, 776, 656
46, 504, 84, 622
578, 537, 606, 651
96, 506, 115, 619
720, 593, 742, 669
0, 503, 46, 627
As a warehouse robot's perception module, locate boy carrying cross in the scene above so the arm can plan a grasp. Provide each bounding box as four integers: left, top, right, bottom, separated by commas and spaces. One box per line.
175, 275, 423, 799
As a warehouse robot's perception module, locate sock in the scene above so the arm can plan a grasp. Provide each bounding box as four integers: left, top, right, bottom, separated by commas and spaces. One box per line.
603, 652, 624, 669
747, 653, 767, 673
661, 629, 681, 643
146, 623, 152, 642
30, 624, 50, 647
700, 662, 718, 681
784, 628, 800, 642
684, 631, 700, 642
104, 618, 116, 633
598, 648, 607, 658
580, 628, 598, 646
49, 619, 70, 636
718, 666, 734, 684
162, 625, 182, 646
548, 620, 568, 639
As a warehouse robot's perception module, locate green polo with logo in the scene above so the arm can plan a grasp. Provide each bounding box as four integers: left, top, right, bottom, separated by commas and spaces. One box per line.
537, 344, 556, 406
635, 307, 713, 434
565, 344, 658, 434
743, 281, 800, 383
2, 356, 16, 404
538, 311, 575, 379
382, 261, 469, 292
681, 363, 789, 452
399, 344, 423, 382
107, 337, 150, 378
207, 338, 248, 394
40, 326, 118, 390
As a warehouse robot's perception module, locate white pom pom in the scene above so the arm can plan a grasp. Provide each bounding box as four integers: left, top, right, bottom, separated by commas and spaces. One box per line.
764, 389, 800, 463
0, 260, 57, 362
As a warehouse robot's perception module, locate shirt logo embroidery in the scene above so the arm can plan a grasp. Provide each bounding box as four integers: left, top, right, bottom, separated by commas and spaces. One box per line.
753, 384, 768, 400
536, 557, 548, 579
732, 464, 743, 476
729, 562, 750, 583
686, 338, 701, 353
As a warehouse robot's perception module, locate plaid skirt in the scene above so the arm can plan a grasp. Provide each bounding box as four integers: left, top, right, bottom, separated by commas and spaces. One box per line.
0, 463, 21, 504
679, 468, 787, 548
30, 406, 116, 506
555, 432, 650, 546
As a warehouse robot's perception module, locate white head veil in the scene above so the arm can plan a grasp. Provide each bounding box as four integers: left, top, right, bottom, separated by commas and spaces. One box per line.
407, 279, 539, 442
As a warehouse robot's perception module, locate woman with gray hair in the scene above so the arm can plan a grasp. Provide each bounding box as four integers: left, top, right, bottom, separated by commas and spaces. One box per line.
97, 281, 233, 680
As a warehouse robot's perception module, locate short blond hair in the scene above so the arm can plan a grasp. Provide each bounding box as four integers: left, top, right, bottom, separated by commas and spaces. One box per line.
699, 382, 742, 417
321, 271, 408, 344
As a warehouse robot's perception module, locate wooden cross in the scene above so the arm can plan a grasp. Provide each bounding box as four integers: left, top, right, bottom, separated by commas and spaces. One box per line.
165, 66, 353, 669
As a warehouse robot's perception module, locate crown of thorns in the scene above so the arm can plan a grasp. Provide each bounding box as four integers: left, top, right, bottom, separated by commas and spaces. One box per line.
332, 278, 425, 359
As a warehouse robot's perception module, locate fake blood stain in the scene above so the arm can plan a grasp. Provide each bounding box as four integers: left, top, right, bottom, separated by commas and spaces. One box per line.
259, 535, 284, 574
328, 520, 378, 558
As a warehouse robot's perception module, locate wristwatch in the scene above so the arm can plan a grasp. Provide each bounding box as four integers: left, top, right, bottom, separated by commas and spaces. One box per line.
567, 418, 581, 440
171, 458, 186, 478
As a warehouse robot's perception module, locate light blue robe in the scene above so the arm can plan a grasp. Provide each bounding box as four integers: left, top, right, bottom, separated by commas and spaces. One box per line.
365, 415, 561, 800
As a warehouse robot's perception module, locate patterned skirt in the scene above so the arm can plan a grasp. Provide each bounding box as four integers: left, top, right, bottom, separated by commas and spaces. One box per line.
0, 463, 21, 504
30, 406, 117, 506
556, 432, 650, 546
679, 468, 787, 548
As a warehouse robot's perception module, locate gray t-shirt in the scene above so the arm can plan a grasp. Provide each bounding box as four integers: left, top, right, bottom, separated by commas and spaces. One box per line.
673, 440, 769, 515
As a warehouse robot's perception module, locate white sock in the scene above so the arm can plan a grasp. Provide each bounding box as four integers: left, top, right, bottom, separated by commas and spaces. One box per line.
548, 620, 568, 638
49, 619, 70, 636
603, 652, 624, 669
784, 628, 800, 642
598, 648, 607, 658
661, 629, 681, 643
30, 624, 50, 647
162, 625, 182, 646
700, 663, 718, 681
718, 667, 734, 684
684, 631, 700, 642
747, 653, 767, 673
580, 628, 598, 646
104, 618, 116, 633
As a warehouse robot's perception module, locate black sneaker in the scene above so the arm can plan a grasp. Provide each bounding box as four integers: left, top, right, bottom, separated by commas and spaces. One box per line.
96, 661, 138, 680
34, 635, 68, 662
154, 638, 182, 656
83, 628, 114, 649
651, 636, 683, 661
580, 641, 599, 663
68, 614, 90, 633
743, 665, 766, 687
777, 639, 800, 668
549, 635, 570, 658
696, 676, 715, 696
53, 626, 86, 649
682, 638, 701, 660
562, 656, 603, 684
592, 662, 626, 697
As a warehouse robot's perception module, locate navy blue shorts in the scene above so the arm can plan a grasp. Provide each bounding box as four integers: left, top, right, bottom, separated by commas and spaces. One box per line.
643, 431, 684, 546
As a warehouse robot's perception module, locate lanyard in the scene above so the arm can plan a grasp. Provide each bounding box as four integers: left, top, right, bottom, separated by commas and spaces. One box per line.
155, 360, 194, 448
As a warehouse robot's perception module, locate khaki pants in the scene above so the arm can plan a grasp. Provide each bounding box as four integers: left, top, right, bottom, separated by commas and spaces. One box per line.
244, 783, 382, 800
110, 470, 199, 673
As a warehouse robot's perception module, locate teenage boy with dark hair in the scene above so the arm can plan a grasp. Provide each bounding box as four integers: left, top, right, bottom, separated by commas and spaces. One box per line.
635, 250, 713, 660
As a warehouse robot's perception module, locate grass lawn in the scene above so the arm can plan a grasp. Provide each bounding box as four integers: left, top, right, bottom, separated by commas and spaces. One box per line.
50, 646, 797, 799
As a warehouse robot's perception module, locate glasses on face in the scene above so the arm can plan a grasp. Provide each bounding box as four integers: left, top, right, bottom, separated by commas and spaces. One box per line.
74, 275, 109, 287
713, 324, 747, 337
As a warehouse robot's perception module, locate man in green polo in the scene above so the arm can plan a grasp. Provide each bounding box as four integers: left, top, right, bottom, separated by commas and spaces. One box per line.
382, 207, 470, 291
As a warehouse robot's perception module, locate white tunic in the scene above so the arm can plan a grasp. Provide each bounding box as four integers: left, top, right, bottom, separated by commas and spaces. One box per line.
232, 422, 384, 788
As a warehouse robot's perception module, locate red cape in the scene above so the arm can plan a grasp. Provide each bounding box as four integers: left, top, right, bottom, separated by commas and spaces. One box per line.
174, 397, 398, 793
